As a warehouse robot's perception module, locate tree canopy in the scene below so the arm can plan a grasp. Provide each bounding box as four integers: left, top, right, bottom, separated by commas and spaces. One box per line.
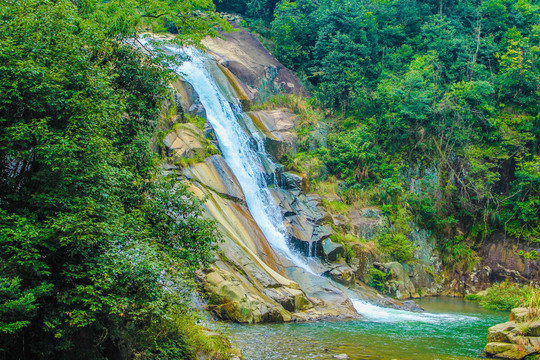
0, 0, 226, 358
253, 0, 539, 262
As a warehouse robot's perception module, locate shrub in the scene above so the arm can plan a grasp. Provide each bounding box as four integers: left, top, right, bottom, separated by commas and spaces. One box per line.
468, 281, 531, 311
378, 232, 415, 263
368, 268, 391, 293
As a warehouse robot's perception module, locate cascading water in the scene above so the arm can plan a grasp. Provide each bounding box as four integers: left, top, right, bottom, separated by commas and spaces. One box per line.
168, 46, 315, 275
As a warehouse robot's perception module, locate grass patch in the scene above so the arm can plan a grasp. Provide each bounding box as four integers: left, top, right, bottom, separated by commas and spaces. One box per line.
466, 280, 538, 311
322, 199, 349, 215
311, 177, 340, 198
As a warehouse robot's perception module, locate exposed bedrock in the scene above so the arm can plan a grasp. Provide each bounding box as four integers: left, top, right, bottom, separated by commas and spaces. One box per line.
201, 22, 305, 103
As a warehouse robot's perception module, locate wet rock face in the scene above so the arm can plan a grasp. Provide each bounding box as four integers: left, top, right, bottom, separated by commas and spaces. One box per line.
247, 110, 298, 162
485, 308, 540, 359
270, 189, 332, 258
170, 78, 206, 118
202, 23, 305, 100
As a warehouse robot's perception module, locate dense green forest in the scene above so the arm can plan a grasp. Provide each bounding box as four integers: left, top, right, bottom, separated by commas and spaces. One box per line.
221, 0, 540, 265
0, 0, 233, 358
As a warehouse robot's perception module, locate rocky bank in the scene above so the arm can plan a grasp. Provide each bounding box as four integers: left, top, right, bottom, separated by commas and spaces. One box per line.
486, 307, 540, 359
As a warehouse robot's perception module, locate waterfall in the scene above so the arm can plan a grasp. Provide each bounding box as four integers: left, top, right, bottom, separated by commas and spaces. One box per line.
139, 40, 474, 323
168, 47, 315, 274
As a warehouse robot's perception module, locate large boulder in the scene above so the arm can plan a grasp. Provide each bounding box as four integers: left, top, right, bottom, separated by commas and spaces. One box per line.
374, 262, 416, 299
203, 268, 291, 323
202, 23, 305, 101
485, 342, 530, 359
326, 263, 356, 286
163, 123, 208, 160
510, 308, 531, 323
247, 110, 298, 161
487, 322, 519, 343
320, 239, 345, 262
170, 78, 206, 118
485, 308, 540, 359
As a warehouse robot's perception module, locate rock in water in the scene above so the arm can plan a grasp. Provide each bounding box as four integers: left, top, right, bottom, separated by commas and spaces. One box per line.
485, 307, 540, 359
333, 354, 350, 359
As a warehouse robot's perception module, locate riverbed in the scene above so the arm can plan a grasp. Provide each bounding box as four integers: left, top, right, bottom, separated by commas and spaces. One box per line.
225, 297, 507, 360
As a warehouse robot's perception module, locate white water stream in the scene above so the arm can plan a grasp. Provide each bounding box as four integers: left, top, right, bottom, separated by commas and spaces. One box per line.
167, 47, 315, 274
351, 299, 478, 323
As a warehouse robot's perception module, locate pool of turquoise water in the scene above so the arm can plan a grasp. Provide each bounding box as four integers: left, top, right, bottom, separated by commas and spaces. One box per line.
225, 297, 508, 360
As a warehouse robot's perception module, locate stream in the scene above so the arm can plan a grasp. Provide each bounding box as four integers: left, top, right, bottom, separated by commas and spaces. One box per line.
226, 297, 507, 360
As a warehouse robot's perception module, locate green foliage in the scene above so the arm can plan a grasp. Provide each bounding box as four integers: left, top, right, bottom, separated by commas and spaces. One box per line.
327, 125, 379, 185
0, 0, 229, 358
441, 236, 479, 271
378, 232, 415, 263
368, 268, 391, 293
502, 155, 540, 242
322, 200, 349, 216
263, 0, 540, 269
468, 281, 533, 311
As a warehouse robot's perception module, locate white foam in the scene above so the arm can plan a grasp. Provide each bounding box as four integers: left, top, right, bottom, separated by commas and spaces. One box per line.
351, 299, 478, 324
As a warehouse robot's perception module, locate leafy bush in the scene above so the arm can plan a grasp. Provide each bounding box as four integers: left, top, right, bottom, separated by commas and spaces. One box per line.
0, 1, 230, 358
368, 268, 391, 293
467, 281, 530, 311
378, 232, 415, 263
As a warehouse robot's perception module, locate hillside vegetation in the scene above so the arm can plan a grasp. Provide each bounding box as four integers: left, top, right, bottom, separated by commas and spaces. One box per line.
0, 1, 234, 359
221, 0, 540, 266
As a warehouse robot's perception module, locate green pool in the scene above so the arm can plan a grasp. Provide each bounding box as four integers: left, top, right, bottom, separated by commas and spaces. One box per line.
225, 297, 508, 360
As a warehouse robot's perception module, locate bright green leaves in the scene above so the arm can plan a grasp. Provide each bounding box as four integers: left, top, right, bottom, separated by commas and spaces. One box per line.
269, 0, 540, 265
496, 26, 540, 106
76, 0, 227, 44
327, 125, 379, 185
0, 277, 52, 335
503, 155, 540, 242
0, 0, 223, 358
272, 0, 318, 71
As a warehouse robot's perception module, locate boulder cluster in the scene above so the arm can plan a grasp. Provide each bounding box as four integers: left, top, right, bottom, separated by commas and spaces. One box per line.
486, 307, 540, 359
